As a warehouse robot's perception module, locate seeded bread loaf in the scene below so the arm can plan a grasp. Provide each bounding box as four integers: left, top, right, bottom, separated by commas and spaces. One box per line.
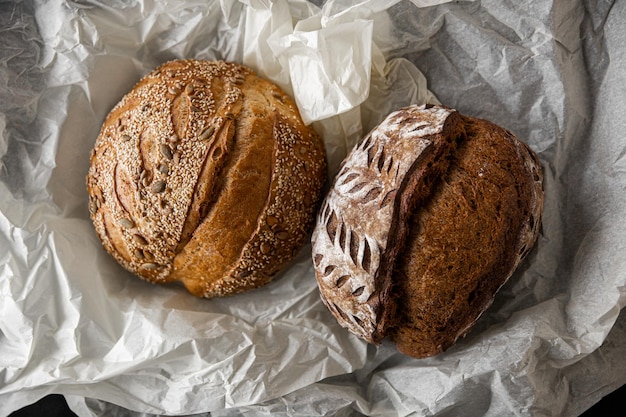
311, 104, 543, 358
87, 59, 326, 298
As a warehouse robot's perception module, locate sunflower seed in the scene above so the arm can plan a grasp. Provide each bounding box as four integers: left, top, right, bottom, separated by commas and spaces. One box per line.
235, 269, 252, 278
160, 144, 173, 160
260, 242, 272, 255
140, 170, 152, 187
275, 231, 289, 241
232, 74, 246, 84
152, 180, 166, 193
158, 163, 169, 175
119, 218, 134, 228
271, 90, 284, 102
199, 126, 215, 141
142, 262, 159, 270
133, 234, 148, 245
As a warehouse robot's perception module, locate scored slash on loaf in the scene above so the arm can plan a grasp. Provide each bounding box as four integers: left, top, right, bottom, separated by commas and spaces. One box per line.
87, 59, 327, 298
312, 106, 459, 343
311, 104, 543, 358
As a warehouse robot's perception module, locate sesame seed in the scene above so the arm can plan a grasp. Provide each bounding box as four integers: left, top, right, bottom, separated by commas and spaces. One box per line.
88, 58, 326, 298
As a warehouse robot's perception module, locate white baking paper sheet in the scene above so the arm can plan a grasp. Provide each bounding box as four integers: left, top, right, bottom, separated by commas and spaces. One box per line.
1, 0, 625, 416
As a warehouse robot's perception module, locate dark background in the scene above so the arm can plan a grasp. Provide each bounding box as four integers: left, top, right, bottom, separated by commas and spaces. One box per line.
8, 385, 626, 417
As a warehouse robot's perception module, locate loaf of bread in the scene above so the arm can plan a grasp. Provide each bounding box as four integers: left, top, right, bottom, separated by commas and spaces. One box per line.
87, 59, 326, 298
311, 104, 543, 358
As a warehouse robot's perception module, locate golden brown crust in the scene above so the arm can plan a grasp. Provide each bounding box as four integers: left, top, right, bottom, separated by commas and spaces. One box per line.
312, 104, 543, 358
87, 59, 326, 298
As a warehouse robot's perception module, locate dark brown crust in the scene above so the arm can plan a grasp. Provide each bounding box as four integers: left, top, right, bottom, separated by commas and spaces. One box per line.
312, 104, 543, 357
371, 110, 465, 343
390, 115, 543, 358
87, 59, 326, 298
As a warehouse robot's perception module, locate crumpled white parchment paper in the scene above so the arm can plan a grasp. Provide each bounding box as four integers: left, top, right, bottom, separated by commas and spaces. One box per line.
1, 0, 625, 416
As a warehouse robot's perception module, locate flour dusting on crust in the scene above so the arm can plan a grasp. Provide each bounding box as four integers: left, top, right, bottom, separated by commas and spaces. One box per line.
311, 105, 453, 342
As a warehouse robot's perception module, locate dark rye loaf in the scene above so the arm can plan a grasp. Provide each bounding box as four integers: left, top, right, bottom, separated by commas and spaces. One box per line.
87, 59, 326, 298
311, 104, 543, 358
